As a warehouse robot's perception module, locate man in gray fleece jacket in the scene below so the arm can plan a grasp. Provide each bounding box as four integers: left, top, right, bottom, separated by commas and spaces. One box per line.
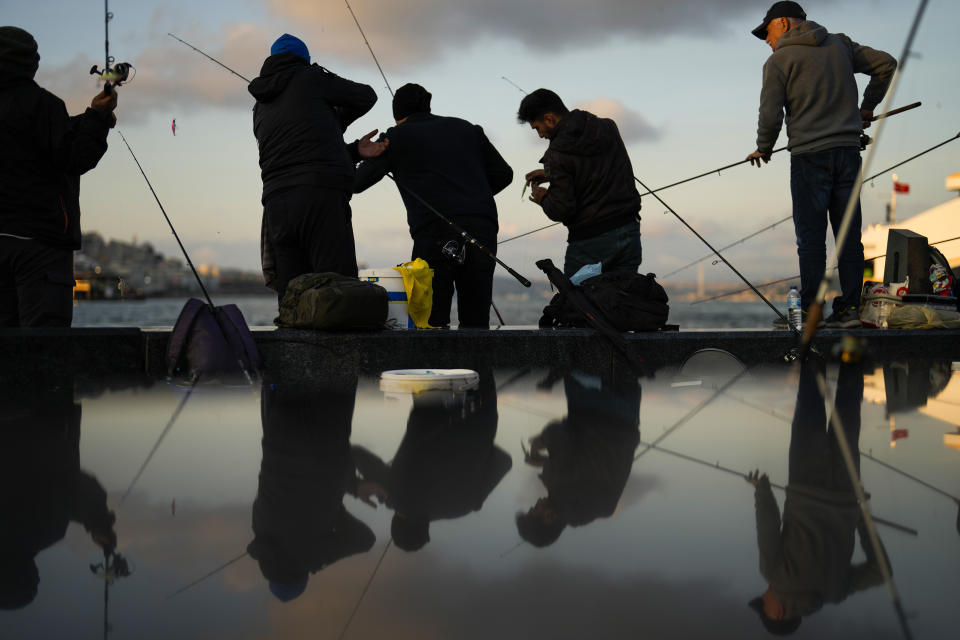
745, 2, 896, 328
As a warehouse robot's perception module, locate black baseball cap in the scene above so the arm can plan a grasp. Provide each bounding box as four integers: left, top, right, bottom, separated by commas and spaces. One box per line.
751, 1, 807, 39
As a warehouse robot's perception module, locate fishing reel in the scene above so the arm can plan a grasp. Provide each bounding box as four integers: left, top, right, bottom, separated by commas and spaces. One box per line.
90, 61, 134, 88
441, 240, 467, 265
859, 133, 873, 151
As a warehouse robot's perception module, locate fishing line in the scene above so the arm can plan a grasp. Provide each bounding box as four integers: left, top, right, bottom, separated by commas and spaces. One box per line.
800, 0, 931, 360
692, 234, 960, 305
633, 173, 795, 329
117, 131, 216, 309
663, 130, 959, 280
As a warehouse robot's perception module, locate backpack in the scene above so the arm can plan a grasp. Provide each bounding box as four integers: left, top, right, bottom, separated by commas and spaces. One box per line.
539, 271, 670, 331
276, 272, 388, 330
166, 298, 262, 381
929, 245, 960, 309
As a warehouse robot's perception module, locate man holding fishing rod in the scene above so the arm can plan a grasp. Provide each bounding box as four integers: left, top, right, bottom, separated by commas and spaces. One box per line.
745, 2, 896, 328
354, 83, 513, 329
0, 26, 118, 328
518, 89, 642, 278
248, 34, 388, 302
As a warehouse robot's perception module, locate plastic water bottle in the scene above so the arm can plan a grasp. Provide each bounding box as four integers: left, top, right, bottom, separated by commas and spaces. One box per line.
787, 286, 802, 331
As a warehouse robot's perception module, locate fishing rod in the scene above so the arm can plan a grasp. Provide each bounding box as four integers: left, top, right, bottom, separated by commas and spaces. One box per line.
663, 129, 959, 279
498, 102, 922, 247
344, 0, 392, 96
692, 233, 960, 305
502, 76, 527, 95
117, 132, 216, 309
167, 33, 250, 83
799, 0, 931, 363
634, 173, 795, 329
641, 439, 917, 536
89, 0, 134, 94
119, 384, 196, 505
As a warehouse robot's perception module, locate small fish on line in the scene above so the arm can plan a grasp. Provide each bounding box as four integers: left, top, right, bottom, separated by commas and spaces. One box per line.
171, 118, 176, 136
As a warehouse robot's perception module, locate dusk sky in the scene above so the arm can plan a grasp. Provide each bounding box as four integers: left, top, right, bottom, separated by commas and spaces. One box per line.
6, 0, 959, 285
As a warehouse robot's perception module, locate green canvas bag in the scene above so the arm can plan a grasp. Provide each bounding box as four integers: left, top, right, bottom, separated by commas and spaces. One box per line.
276, 273, 388, 330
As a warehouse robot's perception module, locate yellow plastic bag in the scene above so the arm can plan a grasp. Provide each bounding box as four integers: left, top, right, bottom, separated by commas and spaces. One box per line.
393, 258, 438, 329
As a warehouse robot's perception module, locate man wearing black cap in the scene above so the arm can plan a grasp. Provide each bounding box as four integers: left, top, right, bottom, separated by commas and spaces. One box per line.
248, 34, 388, 303
354, 83, 513, 329
745, 3, 896, 328
0, 26, 118, 327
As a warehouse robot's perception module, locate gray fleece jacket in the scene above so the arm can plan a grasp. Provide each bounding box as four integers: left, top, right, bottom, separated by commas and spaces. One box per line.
756, 21, 897, 155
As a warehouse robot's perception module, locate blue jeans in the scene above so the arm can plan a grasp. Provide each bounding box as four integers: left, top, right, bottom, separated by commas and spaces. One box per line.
564, 221, 642, 277
790, 148, 865, 313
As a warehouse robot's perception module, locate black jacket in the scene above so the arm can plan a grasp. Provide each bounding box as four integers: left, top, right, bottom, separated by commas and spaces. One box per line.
0, 75, 111, 249
540, 109, 641, 243
248, 53, 377, 203
353, 113, 513, 239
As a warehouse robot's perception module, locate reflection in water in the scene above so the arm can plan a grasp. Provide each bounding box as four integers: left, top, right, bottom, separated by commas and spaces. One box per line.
0, 380, 120, 617
352, 370, 510, 552
248, 376, 380, 602
518, 370, 641, 547
748, 359, 889, 635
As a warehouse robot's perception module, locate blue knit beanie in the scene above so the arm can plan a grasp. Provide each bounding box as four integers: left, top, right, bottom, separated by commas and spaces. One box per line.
270, 34, 309, 62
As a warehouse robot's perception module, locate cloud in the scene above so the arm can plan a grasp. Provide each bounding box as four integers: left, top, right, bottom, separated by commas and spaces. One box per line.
267, 0, 767, 67
577, 98, 662, 143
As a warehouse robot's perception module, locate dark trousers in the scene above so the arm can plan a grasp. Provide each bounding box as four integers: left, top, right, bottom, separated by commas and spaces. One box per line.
563, 221, 642, 277
262, 186, 358, 302
790, 148, 865, 313
0, 237, 74, 327
412, 233, 496, 328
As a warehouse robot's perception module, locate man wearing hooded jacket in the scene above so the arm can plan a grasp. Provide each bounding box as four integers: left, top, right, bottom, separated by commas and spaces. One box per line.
0, 26, 117, 327
248, 34, 387, 302
519, 89, 642, 278
745, 2, 896, 328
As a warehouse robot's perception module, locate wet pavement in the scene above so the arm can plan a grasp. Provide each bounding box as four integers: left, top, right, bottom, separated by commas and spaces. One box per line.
2, 353, 958, 639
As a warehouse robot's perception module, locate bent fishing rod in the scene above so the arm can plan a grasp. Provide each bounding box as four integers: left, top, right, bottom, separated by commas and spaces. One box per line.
663, 129, 959, 279
799, 0, 931, 362
498, 102, 921, 247
692, 234, 960, 305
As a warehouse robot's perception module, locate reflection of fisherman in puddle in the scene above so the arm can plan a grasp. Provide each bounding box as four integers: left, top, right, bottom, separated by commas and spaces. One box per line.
518, 370, 641, 547
747, 359, 889, 635
351, 370, 510, 552
0, 381, 118, 610
247, 376, 385, 602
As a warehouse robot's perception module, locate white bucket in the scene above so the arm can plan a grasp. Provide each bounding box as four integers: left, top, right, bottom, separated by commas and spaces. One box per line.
359, 268, 414, 329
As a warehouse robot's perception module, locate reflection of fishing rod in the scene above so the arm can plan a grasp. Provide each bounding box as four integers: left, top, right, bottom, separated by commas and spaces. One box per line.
812, 370, 914, 640
641, 439, 917, 536
90, 550, 133, 639
337, 538, 392, 640
692, 234, 960, 305
166, 551, 249, 599
663, 130, 959, 279
800, 1, 931, 364
119, 384, 196, 505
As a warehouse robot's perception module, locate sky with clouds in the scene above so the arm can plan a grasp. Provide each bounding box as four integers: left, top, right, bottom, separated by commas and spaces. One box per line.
6, 0, 959, 286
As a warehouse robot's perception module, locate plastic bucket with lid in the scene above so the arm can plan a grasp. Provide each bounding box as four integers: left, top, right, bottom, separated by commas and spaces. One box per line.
359, 268, 414, 329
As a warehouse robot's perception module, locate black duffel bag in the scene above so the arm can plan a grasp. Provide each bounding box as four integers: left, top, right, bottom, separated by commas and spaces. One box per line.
540, 271, 670, 331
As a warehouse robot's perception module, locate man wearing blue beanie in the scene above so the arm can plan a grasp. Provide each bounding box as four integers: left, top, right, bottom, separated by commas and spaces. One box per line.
249, 34, 387, 302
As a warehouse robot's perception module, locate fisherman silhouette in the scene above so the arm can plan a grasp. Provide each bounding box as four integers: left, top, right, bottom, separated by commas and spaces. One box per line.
746, 358, 889, 635
247, 375, 382, 602
0, 378, 118, 610
517, 369, 641, 547
351, 369, 510, 552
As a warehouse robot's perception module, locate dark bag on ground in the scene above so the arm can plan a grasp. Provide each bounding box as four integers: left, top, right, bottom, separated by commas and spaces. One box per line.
166, 298, 262, 380
277, 272, 388, 330
540, 271, 670, 331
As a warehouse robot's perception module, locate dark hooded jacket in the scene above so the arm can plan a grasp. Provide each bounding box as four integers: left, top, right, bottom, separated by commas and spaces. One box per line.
248, 53, 377, 204
540, 109, 641, 243
353, 113, 513, 240
0, 28, 112, 249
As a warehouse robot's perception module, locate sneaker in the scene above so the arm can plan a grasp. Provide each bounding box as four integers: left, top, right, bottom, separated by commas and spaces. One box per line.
824, 306, 862, 329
